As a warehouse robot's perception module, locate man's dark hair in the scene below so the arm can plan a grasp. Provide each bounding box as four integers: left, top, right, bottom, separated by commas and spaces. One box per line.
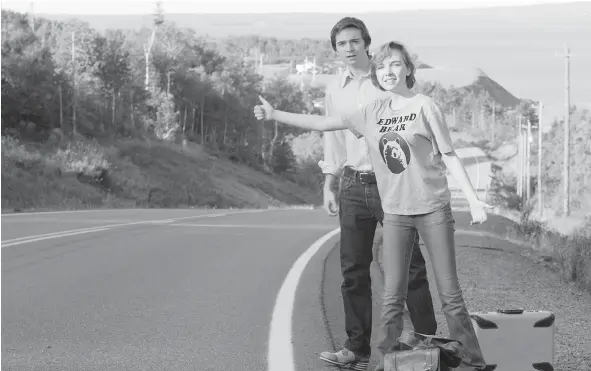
330, 17, 372, 52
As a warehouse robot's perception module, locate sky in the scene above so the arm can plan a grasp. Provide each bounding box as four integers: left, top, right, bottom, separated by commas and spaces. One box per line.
2, 0, 589, 115
1, 0, 584, 15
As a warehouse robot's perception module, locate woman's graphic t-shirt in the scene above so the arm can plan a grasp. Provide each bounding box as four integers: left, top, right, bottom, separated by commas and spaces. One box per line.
342, 94, 454, 215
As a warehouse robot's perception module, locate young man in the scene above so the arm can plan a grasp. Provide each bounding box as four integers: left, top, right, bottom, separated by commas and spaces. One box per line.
317, 17, 437, 370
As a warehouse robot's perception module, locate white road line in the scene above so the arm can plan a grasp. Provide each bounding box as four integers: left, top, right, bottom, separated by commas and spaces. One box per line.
1, 208, 144, 217
1, 206, 308, 217
2, 225, 112, 243
0, 208, 259, 217
267, 227, 341, 371
4, 218, 140, 224
1, 209, 269, 248
1, 221, 155, 247
171, 223, 336, 230
1, 228, 112, 248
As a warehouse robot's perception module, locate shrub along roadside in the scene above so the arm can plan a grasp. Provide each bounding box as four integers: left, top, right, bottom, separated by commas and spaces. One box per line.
499, 211, 591, 293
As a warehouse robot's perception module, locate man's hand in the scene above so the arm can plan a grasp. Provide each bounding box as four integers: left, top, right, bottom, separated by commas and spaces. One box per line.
253, 95, 274, 121
323, 187, 339, 217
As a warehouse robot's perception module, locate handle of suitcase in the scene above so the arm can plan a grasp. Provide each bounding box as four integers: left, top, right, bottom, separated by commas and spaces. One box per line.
497, 308, 524, 314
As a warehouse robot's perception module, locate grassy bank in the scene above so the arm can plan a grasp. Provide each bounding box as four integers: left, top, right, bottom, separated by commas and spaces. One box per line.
495, 208, 591, 293
1, 136, 321, 212
467, 132, 591, 293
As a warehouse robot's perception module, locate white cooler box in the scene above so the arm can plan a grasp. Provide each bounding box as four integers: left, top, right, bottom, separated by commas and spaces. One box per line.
470, 309, 555, 371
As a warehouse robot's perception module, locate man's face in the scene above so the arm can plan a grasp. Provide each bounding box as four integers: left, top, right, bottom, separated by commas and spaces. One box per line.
334, 27, 368, 68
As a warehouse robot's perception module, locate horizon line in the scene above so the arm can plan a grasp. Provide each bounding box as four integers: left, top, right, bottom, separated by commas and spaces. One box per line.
1, 0, 585, 16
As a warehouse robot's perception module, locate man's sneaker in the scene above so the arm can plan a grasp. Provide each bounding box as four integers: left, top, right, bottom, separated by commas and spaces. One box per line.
319, 348, 369, 370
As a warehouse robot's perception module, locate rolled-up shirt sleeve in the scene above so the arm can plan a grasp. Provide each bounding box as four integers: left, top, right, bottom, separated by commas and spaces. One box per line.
318, 86, 347, 176
422, 98, 455, 155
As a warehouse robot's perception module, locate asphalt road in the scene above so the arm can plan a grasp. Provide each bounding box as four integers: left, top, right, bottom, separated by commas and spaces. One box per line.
7, 154, 586, 371
1, 150, 496, 371
2, 208, 341, 371
3, 203, 590, 371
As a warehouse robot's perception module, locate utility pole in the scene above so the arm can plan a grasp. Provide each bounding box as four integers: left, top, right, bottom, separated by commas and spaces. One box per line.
521, 120, 527, 201
517, 115, 523, 198
28, 1, 35, 32
312, 56, 317, 84
72, 31, 77, 136
538, 102, 544, 216
491, 102, 496, 142
553, 44, 573, 216
526, 118, 532, 200
480, 109, 484, 130
563, 45, 571, 216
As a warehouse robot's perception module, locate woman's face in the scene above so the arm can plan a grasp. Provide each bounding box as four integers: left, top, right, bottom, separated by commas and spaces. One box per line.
375, 49, 409, 91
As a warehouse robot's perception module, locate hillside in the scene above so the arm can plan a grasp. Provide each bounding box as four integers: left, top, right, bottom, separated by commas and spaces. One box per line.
263, 64, 522, 109
2, 3, 587, 218
415, 66, 521, 108
1, 137, 321, 213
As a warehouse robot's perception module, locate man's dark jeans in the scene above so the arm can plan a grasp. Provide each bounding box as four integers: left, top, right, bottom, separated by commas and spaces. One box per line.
337, 168, 437, 358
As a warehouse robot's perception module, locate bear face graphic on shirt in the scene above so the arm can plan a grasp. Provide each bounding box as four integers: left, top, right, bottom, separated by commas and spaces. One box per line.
378, 132, 411, 174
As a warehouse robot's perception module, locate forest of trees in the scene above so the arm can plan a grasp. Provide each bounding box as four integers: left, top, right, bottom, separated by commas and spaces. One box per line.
2, 6, 589, 215
203, 34, 335, 65
0, 7, 324, 174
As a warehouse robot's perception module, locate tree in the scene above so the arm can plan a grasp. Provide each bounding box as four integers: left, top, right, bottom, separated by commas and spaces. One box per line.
143, 1, 164, 91
92, 29, 131, 131
542, 107, 591, 214
1, 10, 64, 134
261, 76, 306, 171
49, 18, 102, 135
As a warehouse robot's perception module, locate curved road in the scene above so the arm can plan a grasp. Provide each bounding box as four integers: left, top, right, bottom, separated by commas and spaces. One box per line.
2, 208, 340, 371
3, 153, 590, 371
3, 205, 591, 371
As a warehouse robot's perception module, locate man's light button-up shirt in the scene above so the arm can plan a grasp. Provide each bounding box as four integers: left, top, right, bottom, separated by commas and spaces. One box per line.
318, 68, 391, 177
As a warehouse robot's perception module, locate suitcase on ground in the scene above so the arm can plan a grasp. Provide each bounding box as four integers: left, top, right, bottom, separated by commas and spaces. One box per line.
469, 309, 555, 371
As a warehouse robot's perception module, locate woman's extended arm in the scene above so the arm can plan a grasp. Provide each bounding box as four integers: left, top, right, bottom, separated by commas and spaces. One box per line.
272, 110, 347, 131
254, 96, 347, 131
422, 97, 493, 223
442, 151, 494, 224
441, 151, 479, 204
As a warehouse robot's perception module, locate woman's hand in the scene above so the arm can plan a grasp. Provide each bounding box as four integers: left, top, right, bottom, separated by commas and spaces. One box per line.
469, 199, 495, 225
254, 96, 274, 121
253, 96, 346, 131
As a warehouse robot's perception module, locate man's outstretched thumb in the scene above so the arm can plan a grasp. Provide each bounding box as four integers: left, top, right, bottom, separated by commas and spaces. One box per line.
259, 95, 269, 105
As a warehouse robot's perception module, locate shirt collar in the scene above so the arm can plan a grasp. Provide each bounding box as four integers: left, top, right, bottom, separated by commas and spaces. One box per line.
340, 66, 372, 88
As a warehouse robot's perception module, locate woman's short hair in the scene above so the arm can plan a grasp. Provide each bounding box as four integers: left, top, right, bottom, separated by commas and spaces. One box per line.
370, 41, 416, 90
330, 17, 372, 52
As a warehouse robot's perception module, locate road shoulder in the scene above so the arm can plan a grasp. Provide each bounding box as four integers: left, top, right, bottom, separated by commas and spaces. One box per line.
292, 234, 341, 371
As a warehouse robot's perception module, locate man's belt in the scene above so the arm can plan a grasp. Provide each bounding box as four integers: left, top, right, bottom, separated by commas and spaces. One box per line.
343, 166, 377, 184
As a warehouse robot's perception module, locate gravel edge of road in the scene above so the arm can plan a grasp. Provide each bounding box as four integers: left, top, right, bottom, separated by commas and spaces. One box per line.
319, 209, 591, 371
319, 241, 340, 355
369, 220, 591, 371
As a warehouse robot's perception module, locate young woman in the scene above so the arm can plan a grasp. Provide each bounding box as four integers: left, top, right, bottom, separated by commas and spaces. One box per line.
254, 41, 491, 371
